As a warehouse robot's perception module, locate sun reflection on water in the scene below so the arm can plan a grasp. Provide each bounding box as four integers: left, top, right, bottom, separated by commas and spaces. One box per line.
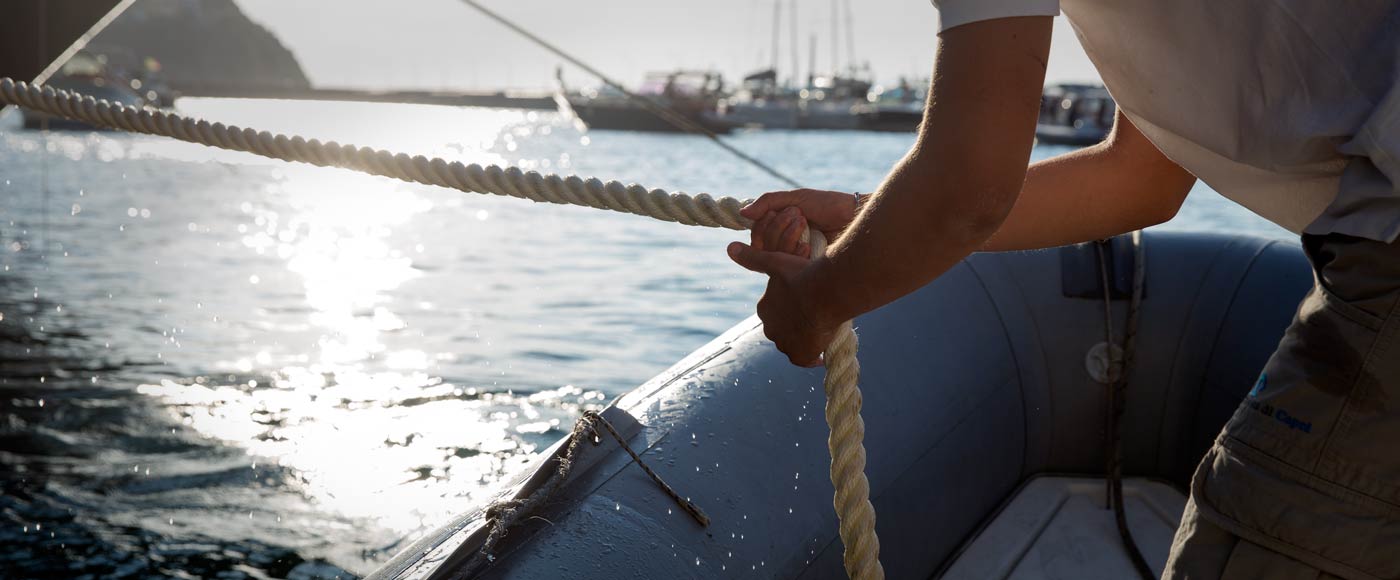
128, 101, 608, 537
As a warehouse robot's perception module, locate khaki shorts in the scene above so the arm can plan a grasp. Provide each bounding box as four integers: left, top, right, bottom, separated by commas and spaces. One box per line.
1165, 233, 1400, 580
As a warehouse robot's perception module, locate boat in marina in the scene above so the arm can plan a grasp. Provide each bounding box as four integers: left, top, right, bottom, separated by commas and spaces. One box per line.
854, 78, 926, 132
796, 73, 872, 131
11, 5, 1315, 579
367, 231, 1310, 578
1036, 83, 1116, 146
563, 71, 734, 134
712, 68, 802, 130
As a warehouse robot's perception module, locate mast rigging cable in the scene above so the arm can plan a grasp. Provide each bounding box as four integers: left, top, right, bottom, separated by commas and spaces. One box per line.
458, 0, 802, 189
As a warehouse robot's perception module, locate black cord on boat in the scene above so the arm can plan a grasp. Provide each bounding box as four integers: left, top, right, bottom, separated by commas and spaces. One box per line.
458, 0, 803, 189
459, 410, 707, 578
1095, 234, 1154, 580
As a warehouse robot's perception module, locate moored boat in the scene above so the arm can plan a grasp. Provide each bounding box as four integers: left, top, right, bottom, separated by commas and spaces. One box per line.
565, 71, 734, 134
854, 78, 926, 132
369, 231, 1311, 579
797, 73, 870, 130
712, 68, 801, 130
1036, 83, 1115, 146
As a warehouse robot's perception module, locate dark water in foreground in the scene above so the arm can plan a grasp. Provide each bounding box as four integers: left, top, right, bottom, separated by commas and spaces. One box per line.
0, 99, 1288, 579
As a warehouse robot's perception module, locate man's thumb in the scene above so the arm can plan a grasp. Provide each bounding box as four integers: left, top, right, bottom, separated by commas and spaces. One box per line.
728, 242, 777, 274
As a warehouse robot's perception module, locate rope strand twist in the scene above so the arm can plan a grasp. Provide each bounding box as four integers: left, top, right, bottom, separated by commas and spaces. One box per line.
0, 77, 883, 579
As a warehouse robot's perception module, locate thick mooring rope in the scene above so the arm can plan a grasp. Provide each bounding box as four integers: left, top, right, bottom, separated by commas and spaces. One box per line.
0, 79, 750, 230
807, 234, 883, 580
0, 78, 883, 578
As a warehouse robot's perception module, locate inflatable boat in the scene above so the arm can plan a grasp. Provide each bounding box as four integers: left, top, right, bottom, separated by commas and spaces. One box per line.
366, 231, 1311, 579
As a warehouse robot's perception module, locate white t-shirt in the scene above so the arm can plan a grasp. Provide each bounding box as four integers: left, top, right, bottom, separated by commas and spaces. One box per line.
933, 0, 1400, 242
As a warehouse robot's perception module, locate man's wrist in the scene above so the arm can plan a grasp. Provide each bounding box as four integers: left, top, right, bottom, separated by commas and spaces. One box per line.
798, 258, 853, 328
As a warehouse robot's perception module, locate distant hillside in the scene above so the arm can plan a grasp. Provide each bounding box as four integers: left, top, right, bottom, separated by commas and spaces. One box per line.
88, 0, 310, 90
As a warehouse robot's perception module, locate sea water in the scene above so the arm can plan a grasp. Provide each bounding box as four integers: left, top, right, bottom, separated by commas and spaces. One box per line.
0, 98, 1289, 578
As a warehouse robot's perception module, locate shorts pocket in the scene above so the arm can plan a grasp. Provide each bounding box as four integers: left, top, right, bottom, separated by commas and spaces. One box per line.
1221, 540, 1332, 580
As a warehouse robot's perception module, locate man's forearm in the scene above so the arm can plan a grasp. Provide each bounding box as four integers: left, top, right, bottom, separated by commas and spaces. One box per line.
983, 113, 1198, 252
799, 17, 1053, 327
804, 149, 1013, 326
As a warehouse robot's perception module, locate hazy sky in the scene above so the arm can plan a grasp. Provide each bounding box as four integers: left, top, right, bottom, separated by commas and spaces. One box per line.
236, 0, 1101, 91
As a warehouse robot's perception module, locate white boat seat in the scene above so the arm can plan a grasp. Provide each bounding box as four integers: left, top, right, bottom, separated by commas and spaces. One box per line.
941, 476, 1187, 580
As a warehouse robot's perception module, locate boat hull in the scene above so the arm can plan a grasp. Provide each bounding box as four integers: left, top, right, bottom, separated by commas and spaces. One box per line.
370, 231, 1311, 579
571, 101, 733, 134
858, 108, 922, 132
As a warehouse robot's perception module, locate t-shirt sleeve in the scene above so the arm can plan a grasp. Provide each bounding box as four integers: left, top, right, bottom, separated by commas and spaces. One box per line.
931, 0, 1060, 32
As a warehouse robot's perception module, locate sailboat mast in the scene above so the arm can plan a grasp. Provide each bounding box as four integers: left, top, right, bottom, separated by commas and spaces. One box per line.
829, 0, 838, 75
842, 0, 855, 75
790, 0, 799, 87
771, 0, 781, 74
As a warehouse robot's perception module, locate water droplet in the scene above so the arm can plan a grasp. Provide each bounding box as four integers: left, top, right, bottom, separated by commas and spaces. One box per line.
695, 557, 701, 566
126, 207, 138, 217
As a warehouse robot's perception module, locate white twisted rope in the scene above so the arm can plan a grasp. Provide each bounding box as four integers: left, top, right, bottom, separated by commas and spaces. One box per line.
0, 78, 750, 230
807, 234, 884, 580
0, 77, 882, 578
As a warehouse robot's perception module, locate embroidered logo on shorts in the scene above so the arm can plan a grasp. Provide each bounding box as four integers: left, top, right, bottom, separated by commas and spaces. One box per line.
1245, 372, 1312, 433
1248, 373, 1267, 397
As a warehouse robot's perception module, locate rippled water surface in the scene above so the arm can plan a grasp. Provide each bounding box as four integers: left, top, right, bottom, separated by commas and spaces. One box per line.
0, 99, 1288, 578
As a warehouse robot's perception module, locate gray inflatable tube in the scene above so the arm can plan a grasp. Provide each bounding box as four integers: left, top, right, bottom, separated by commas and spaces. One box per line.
367, 231, 1312, 579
